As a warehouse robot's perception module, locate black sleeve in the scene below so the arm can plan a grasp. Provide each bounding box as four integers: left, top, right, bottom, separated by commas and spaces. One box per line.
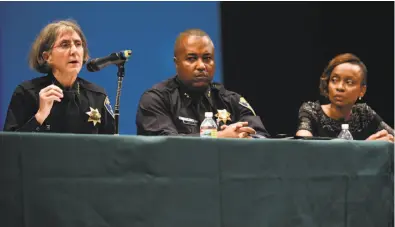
99, 96, 116, 135
378, 121, 395, 136
3, 85, 43, 132
296, 102, 318, 135
369, 107, 395, 136
231, 94, 271, 138
136, 90, 182, 136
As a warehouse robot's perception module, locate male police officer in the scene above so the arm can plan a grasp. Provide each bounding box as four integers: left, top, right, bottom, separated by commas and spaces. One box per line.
136, 29, 269, 138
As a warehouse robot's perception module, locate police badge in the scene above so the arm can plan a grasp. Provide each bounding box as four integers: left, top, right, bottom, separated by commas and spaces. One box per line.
239, 97, 256, 116
215, 109, 231, 124
86, 107, 101, 126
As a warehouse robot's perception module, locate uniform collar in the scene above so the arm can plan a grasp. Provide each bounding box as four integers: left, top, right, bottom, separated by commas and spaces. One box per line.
48, 72, 80, 94
175, 76, 213, 107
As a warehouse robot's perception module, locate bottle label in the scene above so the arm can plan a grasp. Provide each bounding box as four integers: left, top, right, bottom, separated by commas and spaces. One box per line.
200, 129, 217, 138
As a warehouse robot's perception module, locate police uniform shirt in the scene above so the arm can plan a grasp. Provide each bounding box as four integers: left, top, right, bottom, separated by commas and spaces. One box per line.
3, 73, 115, 134
136, 76, 270, 137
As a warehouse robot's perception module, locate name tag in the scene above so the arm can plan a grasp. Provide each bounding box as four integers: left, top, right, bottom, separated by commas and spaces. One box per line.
178, 116, 198, 126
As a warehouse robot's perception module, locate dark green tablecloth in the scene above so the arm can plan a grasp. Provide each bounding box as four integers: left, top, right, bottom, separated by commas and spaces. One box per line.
0, 132, 393, 227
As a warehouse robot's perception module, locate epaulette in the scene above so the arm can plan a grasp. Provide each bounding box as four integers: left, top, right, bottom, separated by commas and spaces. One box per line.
19, 75, 50, 90
78, 77, 106, 95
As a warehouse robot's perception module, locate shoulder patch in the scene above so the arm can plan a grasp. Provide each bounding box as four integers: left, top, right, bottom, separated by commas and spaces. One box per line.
104, 96, 115, 119
239, 97, 256, 116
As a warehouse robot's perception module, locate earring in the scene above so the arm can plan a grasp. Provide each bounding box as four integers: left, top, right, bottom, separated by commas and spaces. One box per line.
359, 97, 362, 100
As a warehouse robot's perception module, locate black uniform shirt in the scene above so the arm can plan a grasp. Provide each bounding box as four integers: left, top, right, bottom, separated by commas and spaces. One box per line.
136, 76, 270, 137
3, 73, 115, 134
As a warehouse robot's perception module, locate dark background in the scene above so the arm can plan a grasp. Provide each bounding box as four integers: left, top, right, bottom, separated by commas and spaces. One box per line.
220, 2, 394, 136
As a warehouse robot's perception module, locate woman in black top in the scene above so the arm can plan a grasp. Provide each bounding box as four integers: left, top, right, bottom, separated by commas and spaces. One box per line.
3, 19, 115, 134
296, 53, 393, 142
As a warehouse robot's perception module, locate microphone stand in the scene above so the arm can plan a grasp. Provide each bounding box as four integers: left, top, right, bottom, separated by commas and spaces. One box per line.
114, 62, 125, 135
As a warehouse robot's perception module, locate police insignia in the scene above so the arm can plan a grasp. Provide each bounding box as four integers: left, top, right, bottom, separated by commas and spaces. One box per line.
239, 97, 256, 116
86, 107, 102, 126
104, 96, 115, 119
215, 109, 231, 124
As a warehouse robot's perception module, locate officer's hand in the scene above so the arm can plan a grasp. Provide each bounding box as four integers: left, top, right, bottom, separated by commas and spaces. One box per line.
35, 84, 63, 125
236, 126, 256, 135
366, 129, 394, 143
218, 122, 256, 139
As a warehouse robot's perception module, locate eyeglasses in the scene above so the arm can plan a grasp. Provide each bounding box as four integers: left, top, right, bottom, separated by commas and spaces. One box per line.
52, 40, 84, 51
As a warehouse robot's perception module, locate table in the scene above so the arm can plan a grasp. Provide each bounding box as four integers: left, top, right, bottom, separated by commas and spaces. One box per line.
0, 132, 393, 227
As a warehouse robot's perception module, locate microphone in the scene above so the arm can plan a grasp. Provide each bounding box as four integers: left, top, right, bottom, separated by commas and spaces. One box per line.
86, 50, 132, 72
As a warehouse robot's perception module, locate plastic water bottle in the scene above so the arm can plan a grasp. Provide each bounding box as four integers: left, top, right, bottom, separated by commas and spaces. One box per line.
338, 124, 353, 140
200, 112, 218, 138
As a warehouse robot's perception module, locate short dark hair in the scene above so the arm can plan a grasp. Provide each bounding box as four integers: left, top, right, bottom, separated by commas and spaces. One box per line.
173, 28, 214, 57
319, 53, 368, 97
28, 19, 90, 74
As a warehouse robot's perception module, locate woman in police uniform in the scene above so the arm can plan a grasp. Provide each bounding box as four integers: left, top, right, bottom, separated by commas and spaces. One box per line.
3, 19, 115, 134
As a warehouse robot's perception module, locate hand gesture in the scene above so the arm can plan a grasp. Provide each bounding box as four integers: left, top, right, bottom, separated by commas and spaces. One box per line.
35, 84, 63, 124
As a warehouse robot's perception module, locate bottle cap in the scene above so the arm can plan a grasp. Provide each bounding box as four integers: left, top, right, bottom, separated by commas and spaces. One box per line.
205, 112, 213, 118
341, 124, 349, 130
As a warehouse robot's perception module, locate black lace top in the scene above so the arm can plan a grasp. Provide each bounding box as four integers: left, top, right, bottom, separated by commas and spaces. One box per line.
297, 101, 394, 140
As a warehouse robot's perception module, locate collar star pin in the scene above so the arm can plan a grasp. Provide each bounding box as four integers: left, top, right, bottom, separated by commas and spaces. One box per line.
86, 107, 101, 126
215, 109, 231, 124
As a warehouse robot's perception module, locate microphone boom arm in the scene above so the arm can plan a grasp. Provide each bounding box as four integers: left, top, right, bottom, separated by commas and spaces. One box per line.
86, 50, 132, 135
114, 62, 125, 135
87, 50, 132, 72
